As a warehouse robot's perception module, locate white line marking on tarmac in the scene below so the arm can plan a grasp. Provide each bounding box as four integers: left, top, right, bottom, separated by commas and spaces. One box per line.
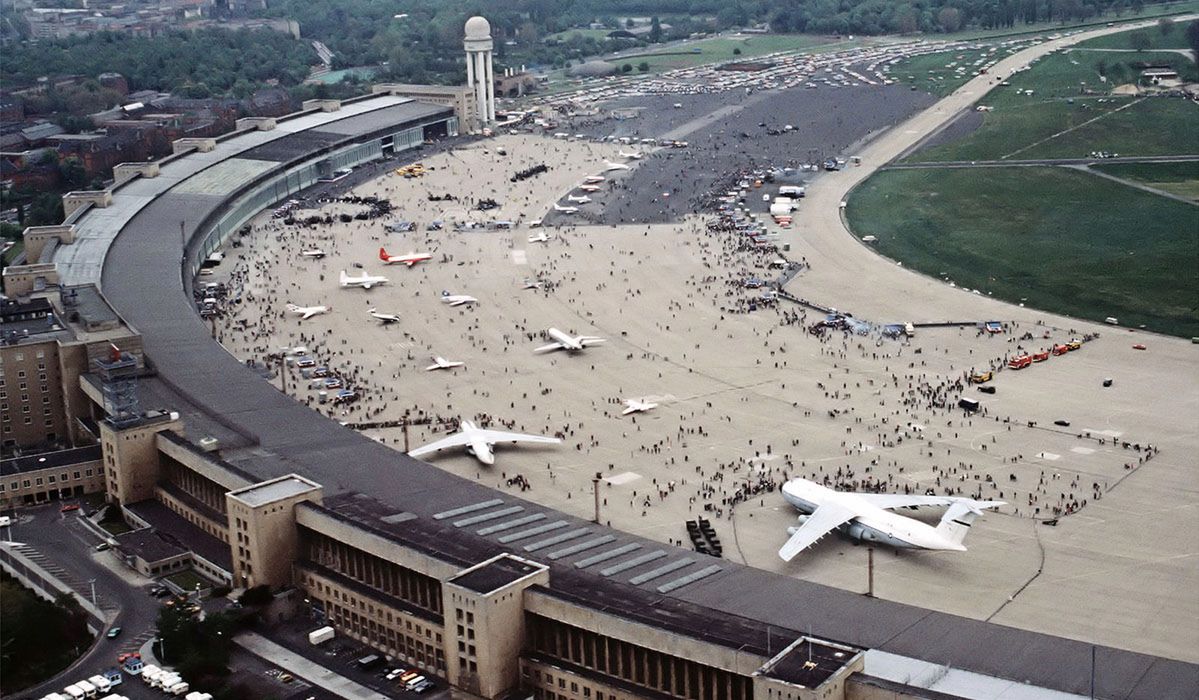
604, 471, 641, 486
511, 250, 528, 265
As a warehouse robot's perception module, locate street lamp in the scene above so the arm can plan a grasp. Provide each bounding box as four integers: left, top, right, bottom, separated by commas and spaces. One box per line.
88, 578, 97, 606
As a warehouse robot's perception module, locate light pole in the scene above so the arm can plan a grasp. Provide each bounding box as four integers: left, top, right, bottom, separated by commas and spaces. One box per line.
88, 578, 97, 606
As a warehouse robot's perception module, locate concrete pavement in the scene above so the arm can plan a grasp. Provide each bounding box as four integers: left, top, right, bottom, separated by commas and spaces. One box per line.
235, 632, 393, 700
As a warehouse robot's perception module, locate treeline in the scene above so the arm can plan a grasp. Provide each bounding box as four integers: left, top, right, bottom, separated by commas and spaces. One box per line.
0, 573, 93, 695
4, 27, 316, 95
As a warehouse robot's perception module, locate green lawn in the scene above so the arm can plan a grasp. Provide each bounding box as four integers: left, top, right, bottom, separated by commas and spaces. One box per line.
1093, 160, 1199, 200
613, 33, 836, 72
938, 0, 1199, 42
1076, 18, 1197, 49
846, 166, 1199, 337
165, 568, 215, 592
888, 46, 1020, 96
908, 48, 1199, 161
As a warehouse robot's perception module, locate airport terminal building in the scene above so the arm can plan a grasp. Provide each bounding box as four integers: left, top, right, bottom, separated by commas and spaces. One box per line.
1, 89, 1196, 700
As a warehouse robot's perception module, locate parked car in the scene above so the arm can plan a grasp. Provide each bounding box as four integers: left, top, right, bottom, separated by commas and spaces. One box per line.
107, 626, 123, 639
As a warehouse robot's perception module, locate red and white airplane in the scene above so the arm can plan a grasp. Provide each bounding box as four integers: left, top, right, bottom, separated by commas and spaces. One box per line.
379, 248, 433, 267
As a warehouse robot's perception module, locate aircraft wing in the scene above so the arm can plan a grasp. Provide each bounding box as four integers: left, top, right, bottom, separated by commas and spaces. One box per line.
853, 493, 1004, 511
534, 342, 564, 353
301, 310, 319, 320
852, 493, 965, 510
476, 429, 561, 446
778, 502, 859, 562
408, 433, 472, 458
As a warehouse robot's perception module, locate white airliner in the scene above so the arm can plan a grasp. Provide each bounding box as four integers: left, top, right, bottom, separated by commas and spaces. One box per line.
552, 203, 578, 214
583, 175, 606, 184
618, 150, 644, 160
426, 356, 465, 371
777, 477, 1004, 561
339, 270, 389, 289
567, 195, 592, 204
528, 232, 552, 244
522, 278, 542, 290
603, 160, 631, 171
622, 399, 658, 415
367, 308, 401, 324
408, 419, 561, 465
534, 328, 605, 354
285, 303, 331, 320
578, 185, 601, 193
440, 291, 478, 307
300, 249, 327, 259
379, 248, 433, 267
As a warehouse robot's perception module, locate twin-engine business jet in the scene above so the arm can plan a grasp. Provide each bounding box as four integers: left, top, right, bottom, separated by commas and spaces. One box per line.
778, 477, 1004, 561
300, 249, 327, 259
603, 160, 631, 171
535, 328, 605, 354
622, 399, 658, 415
528, 231, 552, 244
339, 270, 389, 289
286, 303, 331, 320
426, 356, 464, 371
552, 203, 578, 214
618, 150, 644, 160
440, 291, 478, 307
367, 308, 401, 324
567, 195, 592, 204
408, 420, 561, 465
379, 248, 433, 266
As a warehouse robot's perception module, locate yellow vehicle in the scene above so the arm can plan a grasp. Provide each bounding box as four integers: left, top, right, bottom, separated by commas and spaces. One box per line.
1067, 339, 1082, 350
395, 163, 426, 178
970, 370, 993, 384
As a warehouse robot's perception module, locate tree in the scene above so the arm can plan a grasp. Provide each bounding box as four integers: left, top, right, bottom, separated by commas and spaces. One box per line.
638, 61, 649, 72
649, 16, 662, 43
1157, 17, 1175, 36
57, 157, 87, 190
625, 17, 635, 29
733, 47, 742, 55
621, 63, 633, 73
938, 7, 963, 33
237, 584, 273, 607
1129, 30, 1151, 51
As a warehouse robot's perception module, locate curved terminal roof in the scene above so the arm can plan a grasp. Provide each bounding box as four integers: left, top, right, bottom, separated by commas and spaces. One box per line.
62, 93, 1199, 700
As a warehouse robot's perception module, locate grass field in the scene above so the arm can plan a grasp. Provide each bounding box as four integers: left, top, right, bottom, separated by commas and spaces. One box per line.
887, 46, 1019, 96
1076, 17, 1197, 49
165, 568, 214, 592
613, 33, 837, 72
1093, 160, 1199, 199
846, 166, 1199, 337
908, 48, 1199, 161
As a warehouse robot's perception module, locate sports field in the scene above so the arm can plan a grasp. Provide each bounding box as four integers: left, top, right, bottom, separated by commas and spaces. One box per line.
846, 166, 1199, 337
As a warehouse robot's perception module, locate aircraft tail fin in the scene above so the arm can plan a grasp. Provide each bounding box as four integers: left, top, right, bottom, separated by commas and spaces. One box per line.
379, 247, 389, 261
935, 500, 1002, 547
339, 270, 349, 286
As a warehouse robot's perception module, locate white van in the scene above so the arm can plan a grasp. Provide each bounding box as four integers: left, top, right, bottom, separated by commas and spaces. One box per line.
405, 675, 428, 691
62, 687, 86, 700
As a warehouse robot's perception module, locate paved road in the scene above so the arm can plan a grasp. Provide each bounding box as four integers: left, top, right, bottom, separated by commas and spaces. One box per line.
8, 505, 162, 699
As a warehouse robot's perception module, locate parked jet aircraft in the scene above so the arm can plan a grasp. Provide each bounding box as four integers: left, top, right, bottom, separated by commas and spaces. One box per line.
777, 477, 1003, 561
440, 291, 478, 307
522, 278, 542, 290
300, 249, 327, 259
528, 232, 552, 244
368, 308, 401, 324
379, 248, 433, 267
286, 304, 331, 320
534, 328, 605, 354
567, 195, 592, 204
583, 176, 606, 184
578, 185, 601, 193
618, 150, 644, 160
622, 399, 658, 415
426, 356, 465, 371
408, 420, 561, 465
339, 270, 389, 289
552, 203, 578, 214
603, 160, 631, 171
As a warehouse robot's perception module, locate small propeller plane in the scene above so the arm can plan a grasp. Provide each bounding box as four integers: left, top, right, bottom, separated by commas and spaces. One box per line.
379, 248, 433, 267
534, 328, 605, 354
286, 303, 331, 320
426, 356, 465, 371
368, 308, 401, 324
339, 270, 389, 290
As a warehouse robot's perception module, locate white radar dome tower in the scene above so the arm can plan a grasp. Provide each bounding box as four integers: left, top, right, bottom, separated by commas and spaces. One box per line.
464, 15, 496, 126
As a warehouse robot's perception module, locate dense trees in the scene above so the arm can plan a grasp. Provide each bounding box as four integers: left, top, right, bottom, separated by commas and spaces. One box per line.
0, 573, 93, 694
4, 28, 315, 93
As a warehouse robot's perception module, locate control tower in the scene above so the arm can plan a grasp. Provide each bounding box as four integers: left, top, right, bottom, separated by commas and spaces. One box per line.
464, 15, 496, 126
